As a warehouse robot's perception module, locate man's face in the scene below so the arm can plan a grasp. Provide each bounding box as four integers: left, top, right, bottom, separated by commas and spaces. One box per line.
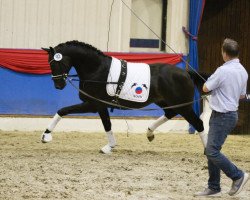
221, 49, 228, 62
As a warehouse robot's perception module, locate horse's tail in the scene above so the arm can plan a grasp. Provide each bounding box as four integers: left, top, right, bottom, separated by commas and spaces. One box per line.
187, 70, 211, 91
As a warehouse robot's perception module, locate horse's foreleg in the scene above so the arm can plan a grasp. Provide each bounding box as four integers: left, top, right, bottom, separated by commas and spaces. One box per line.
198, 97, 211, 148
98, 108, 116, 154
197, 131, 208, 148
41, 103, 97, 143
41, 113, 62, 143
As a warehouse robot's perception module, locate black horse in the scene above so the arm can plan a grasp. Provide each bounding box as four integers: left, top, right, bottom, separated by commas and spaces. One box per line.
41, 40, 208, 153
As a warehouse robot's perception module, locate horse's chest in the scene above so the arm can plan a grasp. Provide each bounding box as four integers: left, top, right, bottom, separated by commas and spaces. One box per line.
106, 58, 151, 103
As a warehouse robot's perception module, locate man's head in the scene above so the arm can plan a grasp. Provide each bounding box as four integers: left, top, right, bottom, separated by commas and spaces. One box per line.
221, 38, 239, 62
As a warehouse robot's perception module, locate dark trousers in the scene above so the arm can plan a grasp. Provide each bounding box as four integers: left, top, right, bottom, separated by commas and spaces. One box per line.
206, 110, 243, 191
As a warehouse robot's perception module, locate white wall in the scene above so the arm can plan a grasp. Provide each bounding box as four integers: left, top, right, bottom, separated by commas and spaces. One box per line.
0, 0, 131, 51
0, 0, 189, 53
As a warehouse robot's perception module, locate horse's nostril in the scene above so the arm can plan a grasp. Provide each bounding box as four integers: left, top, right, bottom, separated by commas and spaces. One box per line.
55, 85, 62, 89
56, 86, 63, 90
55, 82, 66, 90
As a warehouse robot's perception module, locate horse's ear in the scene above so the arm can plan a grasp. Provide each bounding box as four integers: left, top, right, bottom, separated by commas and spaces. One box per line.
49, 47, 55, 54
41, 47, 50, 54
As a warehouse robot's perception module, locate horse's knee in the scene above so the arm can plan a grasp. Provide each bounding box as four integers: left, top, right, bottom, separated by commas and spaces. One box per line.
192, 118, 204, 132
57, 108, 68, 116
102, 116, 111, 131
164, 110, 176, 119
57, 106, 82, 116
103, 122, 111, 132
98, 109, 112, 132
57, 103, 98, 116
196, 120, 204, 132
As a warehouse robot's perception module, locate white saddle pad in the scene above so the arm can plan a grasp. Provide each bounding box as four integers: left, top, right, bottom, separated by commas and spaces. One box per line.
106, 57, 150, 103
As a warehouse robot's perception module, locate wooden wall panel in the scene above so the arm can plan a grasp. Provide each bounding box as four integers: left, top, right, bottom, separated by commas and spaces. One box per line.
198, 0, 250, 134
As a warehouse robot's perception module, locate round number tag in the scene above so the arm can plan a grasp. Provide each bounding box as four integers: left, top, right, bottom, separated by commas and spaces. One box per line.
54, 53, 63, 61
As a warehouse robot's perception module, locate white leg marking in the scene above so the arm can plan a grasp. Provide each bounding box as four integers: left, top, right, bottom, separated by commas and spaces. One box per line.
41, 113, 62, 143
100, 144, 113, 154
47, 113, 62, 131
198, 131, 208, 148
106, 130, 116, 147
147, 115, 168, 141
41, 132, 52, 143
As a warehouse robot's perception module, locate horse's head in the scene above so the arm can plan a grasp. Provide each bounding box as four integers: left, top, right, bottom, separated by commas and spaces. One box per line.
42, 47, 72, 90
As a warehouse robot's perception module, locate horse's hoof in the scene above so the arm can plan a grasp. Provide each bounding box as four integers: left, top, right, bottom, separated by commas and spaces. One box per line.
41, 133, 52, 143
147, 135, 155, 142
146, 128, 155, 142
100, 144, 113, 154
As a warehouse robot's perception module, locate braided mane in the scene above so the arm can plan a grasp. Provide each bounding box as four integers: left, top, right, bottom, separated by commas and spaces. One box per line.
56, 40, 108, 57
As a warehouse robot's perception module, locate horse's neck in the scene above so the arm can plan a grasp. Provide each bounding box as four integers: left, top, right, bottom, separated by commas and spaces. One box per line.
59, 44, 112, 80
73, 53, 112, 81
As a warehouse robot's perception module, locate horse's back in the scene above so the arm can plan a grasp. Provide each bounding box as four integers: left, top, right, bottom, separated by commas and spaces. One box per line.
150, 63, 195, 105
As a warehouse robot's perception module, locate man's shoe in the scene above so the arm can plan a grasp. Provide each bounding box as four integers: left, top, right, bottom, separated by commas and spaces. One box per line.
194, 188, 221, 197
228, 172, 249, 196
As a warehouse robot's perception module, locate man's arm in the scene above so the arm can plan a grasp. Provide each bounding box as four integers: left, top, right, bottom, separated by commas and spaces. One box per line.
202, 68, 222, 93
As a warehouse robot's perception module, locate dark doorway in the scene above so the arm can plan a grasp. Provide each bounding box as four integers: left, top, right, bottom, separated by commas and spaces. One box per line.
161, 0, 167, 51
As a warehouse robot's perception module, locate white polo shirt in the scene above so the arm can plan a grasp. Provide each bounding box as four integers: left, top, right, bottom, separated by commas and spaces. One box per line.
205, 59, 248, 113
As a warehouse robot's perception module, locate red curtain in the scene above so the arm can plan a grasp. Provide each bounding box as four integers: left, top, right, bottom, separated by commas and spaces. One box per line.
0, 49, 182, 75
0, 49, 51, 74
105, 52, 182, 65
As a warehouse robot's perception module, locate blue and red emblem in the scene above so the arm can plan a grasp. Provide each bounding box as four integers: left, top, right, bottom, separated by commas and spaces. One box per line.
135, 87, 143, 94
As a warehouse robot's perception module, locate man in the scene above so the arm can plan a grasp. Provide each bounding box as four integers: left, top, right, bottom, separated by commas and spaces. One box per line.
195, 38, 249, 197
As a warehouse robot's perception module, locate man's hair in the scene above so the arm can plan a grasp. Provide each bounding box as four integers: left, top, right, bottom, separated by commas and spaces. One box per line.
222, 38, 239, 58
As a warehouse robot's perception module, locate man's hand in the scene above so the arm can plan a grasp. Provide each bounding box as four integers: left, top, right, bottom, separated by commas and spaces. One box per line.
203, 84, 210, 93
240, 95, 246, 99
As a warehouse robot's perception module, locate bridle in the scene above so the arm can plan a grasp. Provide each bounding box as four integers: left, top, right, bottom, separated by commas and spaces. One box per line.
49, 52, 117, 85
49, 52, 70, 81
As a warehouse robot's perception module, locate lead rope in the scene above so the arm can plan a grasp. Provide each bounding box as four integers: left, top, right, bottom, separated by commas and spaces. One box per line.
67, 78, 209, 110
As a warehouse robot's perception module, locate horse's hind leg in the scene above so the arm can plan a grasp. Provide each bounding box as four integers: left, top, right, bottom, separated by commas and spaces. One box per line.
147, 103, 177, 142
147, 115, 168, 141
41, 102, 97, 143
98, 108, 116, 154
175, 106, 207, 148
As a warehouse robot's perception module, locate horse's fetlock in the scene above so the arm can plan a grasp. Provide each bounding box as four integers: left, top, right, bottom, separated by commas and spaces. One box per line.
45, 129, 51, 133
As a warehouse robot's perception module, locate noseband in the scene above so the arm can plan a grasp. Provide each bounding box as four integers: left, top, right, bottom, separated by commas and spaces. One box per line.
51, 73, 68, 80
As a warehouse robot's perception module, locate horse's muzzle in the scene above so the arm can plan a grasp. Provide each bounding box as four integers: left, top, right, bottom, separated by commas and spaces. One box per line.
54, 80, 66, 90
55, 85, 65, 90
